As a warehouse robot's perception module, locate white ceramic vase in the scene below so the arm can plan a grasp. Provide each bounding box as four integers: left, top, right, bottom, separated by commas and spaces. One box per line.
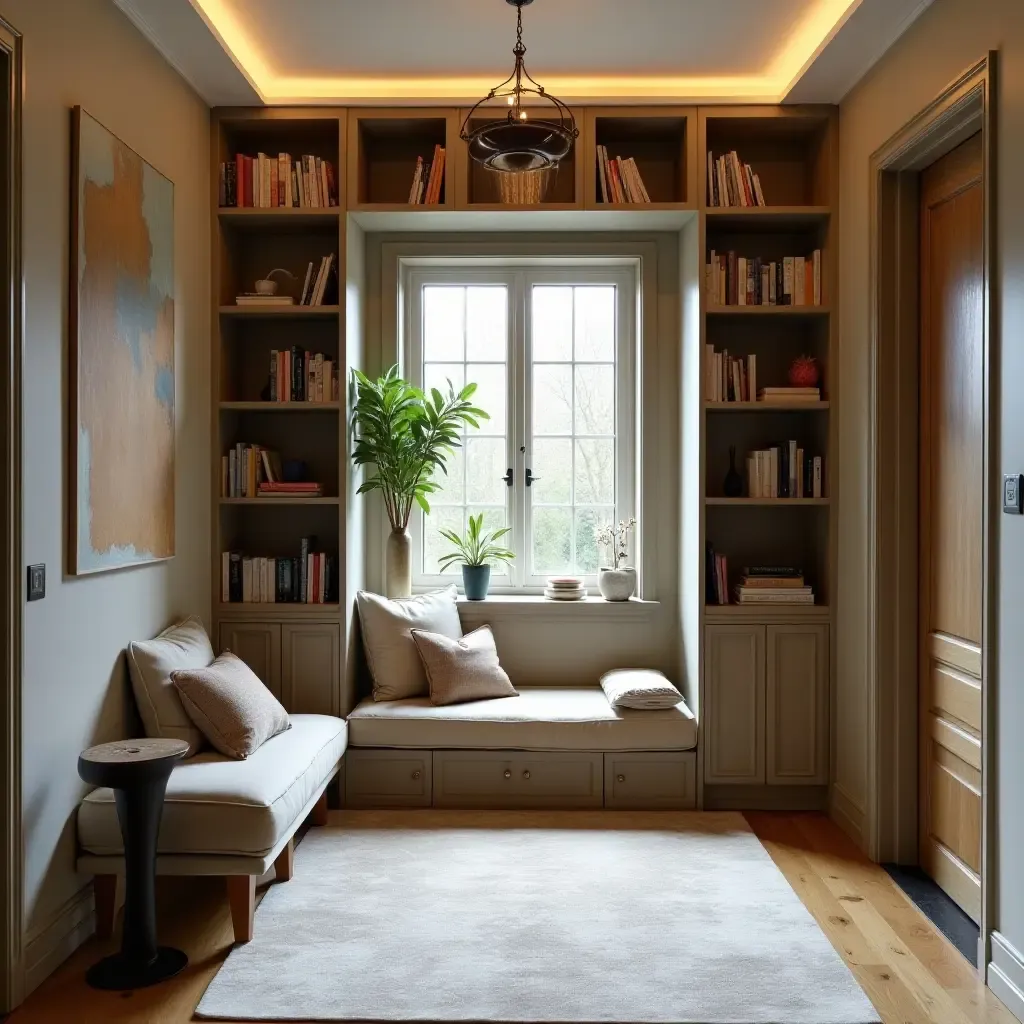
598, 566, 636, 602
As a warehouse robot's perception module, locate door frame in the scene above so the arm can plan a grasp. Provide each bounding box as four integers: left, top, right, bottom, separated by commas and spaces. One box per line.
866, 53, 996, 969
0, 13, 23, 1013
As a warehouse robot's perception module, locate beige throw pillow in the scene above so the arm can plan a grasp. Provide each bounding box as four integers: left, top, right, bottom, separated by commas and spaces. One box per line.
410, 625, 518, 706
600, 669, 683, 709
127, 616, 215, 756
357, 585, 463, 701
171, 652, 291, 759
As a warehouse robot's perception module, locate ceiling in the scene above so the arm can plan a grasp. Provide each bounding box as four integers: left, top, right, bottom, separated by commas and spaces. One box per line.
113, 0, 934, 106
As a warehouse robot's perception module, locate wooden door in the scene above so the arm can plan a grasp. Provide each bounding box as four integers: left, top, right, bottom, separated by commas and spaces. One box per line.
703, 625, 765, 785
766, 625, 829, 785
919, 132, 984, 922
219, 622, 282, 700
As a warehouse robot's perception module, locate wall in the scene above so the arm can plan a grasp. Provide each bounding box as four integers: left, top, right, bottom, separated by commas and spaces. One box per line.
837, 0, 1024, 1005
8, 0, 210, 994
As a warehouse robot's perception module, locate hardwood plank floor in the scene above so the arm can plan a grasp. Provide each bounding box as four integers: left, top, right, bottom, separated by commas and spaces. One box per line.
7, 813, 1017, 1024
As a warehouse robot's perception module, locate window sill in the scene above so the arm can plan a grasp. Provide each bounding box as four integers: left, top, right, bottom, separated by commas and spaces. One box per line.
455, 595, 660, 619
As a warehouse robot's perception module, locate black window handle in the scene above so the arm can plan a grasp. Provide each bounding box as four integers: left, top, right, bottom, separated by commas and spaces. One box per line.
525, 468, 540, 487
502, 468, 513, 487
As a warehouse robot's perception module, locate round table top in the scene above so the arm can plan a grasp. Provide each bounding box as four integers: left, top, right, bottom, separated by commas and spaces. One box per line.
79, 738, 189, 765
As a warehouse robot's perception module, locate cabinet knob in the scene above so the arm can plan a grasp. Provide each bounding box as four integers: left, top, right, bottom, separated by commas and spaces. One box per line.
504, 769, 512, 779
522, 770, 531, 780
411, 770, 421, 780
617, 774, 626, 783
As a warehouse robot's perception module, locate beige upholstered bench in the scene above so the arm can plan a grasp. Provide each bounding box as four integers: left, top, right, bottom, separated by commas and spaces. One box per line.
344, 686, 696, 810
77, 713, 347, 943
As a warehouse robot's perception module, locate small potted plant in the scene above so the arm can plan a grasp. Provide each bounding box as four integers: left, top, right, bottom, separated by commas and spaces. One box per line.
437, 514, 515, 600
594, 517, 638, 601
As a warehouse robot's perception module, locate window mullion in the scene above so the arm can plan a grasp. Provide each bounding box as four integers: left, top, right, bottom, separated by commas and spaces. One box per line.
514, 270, 529, 589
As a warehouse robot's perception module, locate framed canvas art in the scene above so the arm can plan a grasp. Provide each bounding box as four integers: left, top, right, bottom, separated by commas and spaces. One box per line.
69, 107, 175, 574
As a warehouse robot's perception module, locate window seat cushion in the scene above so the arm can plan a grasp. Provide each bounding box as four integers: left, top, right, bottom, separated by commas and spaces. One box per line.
346, 686, 696, 752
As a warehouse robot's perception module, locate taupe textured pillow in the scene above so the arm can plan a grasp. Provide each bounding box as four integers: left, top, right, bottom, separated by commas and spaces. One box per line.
357, 585, 463, 701
600, 669, 682, 709
170, 652, 290, 759
410, 625, 518, 706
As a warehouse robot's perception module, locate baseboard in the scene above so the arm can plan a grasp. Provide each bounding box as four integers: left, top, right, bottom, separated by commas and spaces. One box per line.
829, 782, 867, 850
22, 884, 95, 998
703, 784, 828, 812
988, 931, 1024, 1021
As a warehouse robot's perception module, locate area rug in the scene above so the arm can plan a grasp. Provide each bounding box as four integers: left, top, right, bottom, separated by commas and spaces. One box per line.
197, 810, 880, 1023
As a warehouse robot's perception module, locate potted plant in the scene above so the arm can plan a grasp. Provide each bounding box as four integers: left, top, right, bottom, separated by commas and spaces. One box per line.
351, 366, 488, 599
437, 514, 515, 600
594, 517, 638, 601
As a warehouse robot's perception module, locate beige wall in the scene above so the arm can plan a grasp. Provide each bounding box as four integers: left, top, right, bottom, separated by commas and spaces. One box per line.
8, 0, 210, 992
837, 0, 1024, 977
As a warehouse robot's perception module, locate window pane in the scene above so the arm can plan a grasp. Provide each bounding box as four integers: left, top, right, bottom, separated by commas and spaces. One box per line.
575, 287, 615, 361
424, 506, 465, 576
532, 287, 573, 361
533, 507, 572, 575
533, 364, 573, 435
430, 445, 464, 505
424, 363, 465, 400
467, 363, 505, 434
531, 438, 572, 504
423, 287, 464, 362
574, 439, 614, 504
576, 507, 612, 574
465, 437, 507, 505
575, 364, 615, 435
466, 287, 507, 361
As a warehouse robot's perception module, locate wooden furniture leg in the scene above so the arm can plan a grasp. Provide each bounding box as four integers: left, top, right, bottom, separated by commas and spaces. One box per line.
226, 875, 256, 944
274, 838, 294, 882
93, 875, 120, 940
310, 790, 329, 826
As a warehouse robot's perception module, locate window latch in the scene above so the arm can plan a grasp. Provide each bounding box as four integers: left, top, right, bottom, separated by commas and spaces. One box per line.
501, 468, 514, 488
525, 468, 540, 487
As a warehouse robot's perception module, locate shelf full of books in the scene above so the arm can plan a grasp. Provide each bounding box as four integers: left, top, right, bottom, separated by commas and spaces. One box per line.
707, 249, 822, 307
219, 152, 339, 209
267, 349, 339, 404
706, 552, 816, 607
744, 444, 823, 500
406, 145, 446, 205
222, 540, 338, 605
706, 150, 766, 207
234, 254, 338, 309
596, 145, 652, 204
222, 443, 325, 500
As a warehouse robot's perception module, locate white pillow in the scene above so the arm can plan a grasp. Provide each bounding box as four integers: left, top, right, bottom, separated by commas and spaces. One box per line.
357, 586, 463, 701
126, 616, 215, 755
601, 669, 683, 710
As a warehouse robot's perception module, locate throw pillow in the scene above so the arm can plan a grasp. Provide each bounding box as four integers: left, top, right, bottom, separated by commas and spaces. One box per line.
357, 585, 463, 701
171, 652, 290, 759
127, 615, 215, 756
600, 669, 683, 709
410, 625, 518, 706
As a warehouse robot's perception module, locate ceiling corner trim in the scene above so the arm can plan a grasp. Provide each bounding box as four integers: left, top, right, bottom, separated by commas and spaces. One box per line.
777, 0, 866, 99
184, 0, 267, 102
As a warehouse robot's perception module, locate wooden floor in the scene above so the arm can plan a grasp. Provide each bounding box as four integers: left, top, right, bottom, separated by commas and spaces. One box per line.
7, 812, 1018, 1024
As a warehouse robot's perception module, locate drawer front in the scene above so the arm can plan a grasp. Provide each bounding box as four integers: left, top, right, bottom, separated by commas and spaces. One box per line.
345, 749, 432, 808
604, 752, 697, 809
433, 751, 603, 809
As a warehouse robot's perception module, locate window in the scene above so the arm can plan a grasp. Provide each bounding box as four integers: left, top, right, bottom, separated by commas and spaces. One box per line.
405, 262, 636, 592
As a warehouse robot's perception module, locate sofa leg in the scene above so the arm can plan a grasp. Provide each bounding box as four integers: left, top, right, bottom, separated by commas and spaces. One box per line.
274, 838, 294, 883
310, 790, 329, 827
226, 876, 255, 944
93, 875, 120, 940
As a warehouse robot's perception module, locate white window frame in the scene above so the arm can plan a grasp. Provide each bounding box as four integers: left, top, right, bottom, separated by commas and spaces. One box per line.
404, 260, 638, 595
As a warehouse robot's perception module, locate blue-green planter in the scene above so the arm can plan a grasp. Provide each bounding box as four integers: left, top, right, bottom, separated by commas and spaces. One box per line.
462, 565, 491, 600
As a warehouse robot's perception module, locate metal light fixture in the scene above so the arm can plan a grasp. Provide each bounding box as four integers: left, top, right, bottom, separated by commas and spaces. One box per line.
460, 0, 579, 173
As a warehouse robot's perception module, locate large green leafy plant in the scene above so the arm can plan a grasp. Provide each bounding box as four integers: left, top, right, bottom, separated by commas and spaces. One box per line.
351, 365, 488, 530
437, 514, 515, 571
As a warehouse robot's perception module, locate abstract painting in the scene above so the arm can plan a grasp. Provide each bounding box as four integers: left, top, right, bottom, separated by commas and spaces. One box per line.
69, 107, 175, 574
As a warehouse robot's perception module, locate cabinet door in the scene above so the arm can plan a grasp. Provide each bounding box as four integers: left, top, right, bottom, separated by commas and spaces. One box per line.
703, 625, 765, 784
766, 624, 829, 785
282, 623, 340, 715
219, 623, 282, 699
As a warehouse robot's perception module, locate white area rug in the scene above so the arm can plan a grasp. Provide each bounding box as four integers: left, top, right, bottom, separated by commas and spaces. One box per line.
197, 811, 880, 1023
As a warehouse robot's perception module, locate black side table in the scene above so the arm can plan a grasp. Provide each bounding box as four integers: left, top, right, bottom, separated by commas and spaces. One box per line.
78, 738, 189, 990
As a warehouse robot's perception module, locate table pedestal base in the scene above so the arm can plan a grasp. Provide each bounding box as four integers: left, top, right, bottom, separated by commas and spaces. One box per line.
85, 946, 188, 990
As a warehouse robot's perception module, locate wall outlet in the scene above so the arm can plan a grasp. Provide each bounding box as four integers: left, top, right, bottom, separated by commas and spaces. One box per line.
1004, 475, 1024, 515
27, 564, 45, 601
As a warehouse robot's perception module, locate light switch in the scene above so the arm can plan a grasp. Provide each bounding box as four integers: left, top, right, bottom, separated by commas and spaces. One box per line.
1004, 474, 1023, 514
27, 564, 45, 601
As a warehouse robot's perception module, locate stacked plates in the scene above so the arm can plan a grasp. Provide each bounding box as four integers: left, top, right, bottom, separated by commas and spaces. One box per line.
544, 577, 587, 601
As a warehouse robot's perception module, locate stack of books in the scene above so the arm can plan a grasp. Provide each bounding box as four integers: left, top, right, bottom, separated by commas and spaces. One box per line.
269, 348, 338, 403
705, 347, 756, 402
596, 146, 651, 203
746, 443, 823, 499
407, 145, 446, 204
221, 444, 323, 499
706, 545, 730, 605
221, 539, 337, 604
234, 293, 294, 307
734, 567, 814, 605
256, 481, 323, 499
706, 151, 766, 207
707, 250, 822, 306
220, 153, 338, 209
759, 386, 821, 404
544, 577, 586, 601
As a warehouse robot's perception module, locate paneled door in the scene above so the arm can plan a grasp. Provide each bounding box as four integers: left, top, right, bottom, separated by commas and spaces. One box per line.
919, 132, 984, 922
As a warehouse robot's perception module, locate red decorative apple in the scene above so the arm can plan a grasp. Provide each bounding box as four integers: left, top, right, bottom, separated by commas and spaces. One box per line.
788, 355, 820, 388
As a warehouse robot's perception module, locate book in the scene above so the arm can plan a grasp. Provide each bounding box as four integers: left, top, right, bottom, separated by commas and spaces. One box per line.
408, 156, 424, 204
234, 294, 295, 306
734, 589, 815, 604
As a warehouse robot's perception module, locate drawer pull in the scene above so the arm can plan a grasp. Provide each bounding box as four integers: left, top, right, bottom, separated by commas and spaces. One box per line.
411, 770, 421, 780
522, 770, 531, 780
504, 769, 512, 779
617, 774, 625, 783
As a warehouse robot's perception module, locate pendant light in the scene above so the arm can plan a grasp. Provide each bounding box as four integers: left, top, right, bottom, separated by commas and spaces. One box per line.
460, 0, 579, 173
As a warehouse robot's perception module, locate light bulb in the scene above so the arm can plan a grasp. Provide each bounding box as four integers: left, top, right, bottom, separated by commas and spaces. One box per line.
519, 111, 528, 120
507, 95, 515, 106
